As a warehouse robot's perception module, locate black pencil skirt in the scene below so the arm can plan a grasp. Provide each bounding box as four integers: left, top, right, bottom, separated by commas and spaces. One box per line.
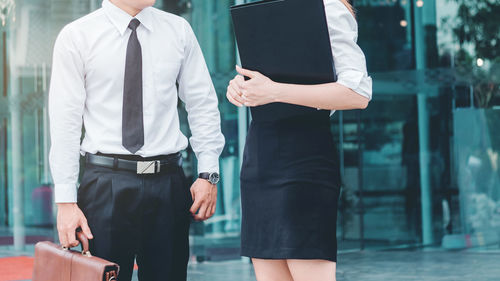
240, 111, 341, 262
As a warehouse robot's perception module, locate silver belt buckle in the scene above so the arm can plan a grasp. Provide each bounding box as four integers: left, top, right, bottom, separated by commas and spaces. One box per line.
137, 160, 160, 174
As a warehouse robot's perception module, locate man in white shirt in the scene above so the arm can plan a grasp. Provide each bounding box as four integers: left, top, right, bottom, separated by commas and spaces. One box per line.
49, 0, 225, 280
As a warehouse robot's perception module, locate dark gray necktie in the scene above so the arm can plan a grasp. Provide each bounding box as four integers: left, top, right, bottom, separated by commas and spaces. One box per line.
122, 18, 144, 154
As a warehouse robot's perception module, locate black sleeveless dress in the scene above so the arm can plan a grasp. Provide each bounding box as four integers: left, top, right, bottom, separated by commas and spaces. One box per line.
240, 106, 341, 262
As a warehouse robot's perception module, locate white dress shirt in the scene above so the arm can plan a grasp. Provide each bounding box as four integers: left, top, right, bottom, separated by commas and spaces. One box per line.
49, 0, 225, 203
325, 0, 372, 101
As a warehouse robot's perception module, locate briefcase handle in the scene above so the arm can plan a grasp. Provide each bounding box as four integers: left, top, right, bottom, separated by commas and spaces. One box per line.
62, 230, 92, 257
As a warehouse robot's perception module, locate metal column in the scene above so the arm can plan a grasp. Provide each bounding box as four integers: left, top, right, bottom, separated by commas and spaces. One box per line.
10, 66, 24, 251
413, 0, 434, 245
235, 0, 249, 263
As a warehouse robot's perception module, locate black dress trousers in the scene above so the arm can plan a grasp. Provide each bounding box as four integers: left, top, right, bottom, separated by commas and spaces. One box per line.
77, 157, 192, 281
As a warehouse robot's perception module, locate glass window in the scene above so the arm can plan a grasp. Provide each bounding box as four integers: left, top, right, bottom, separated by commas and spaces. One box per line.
0, 0, 244, 259
1, 0, 498, 258
340, 0, 499, 250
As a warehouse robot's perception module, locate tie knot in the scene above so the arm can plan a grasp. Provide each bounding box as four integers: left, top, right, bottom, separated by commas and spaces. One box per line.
128, 19, 141, 31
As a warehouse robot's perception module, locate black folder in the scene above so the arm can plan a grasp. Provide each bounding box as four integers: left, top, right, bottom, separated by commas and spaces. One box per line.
230, 0, 337, 121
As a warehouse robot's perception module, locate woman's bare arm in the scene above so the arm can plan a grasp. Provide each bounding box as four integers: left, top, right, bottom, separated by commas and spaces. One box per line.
230, 66, 369, 111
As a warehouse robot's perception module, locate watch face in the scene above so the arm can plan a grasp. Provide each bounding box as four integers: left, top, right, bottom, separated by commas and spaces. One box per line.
209, 173, 220, 184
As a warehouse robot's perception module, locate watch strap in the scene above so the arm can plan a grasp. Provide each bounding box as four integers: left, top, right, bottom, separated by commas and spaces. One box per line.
198, 172, 211, 180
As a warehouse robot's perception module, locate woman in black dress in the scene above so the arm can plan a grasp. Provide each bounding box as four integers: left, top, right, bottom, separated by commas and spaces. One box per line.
226, 0, 372, 280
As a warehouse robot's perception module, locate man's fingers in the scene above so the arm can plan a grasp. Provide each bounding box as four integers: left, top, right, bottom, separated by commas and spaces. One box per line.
199, 204, 208, 220
210, 204, 216, 217
58, 230, 69, 248
205, 202, 213, 218
195, 204, 208, 221
80, 219, 93, 239
210, 186, 217, 217
66, 231, 79, 248
190, 198, 203, 215
190, 188, 195, 203
236, 65, 257, 79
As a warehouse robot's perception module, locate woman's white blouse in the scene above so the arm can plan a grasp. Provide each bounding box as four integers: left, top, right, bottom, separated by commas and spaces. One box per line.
325, 0, 372, 100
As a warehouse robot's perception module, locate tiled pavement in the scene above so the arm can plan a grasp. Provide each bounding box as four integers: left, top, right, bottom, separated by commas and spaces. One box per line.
335, 250, 500, 281
2, 249, 500, 281
141, 250, 500, 281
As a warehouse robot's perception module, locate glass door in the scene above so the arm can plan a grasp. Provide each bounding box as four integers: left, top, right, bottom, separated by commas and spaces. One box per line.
162, 0, 243, 261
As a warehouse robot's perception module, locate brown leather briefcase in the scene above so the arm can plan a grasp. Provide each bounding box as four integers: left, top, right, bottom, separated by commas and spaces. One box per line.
32, 231, 119, 281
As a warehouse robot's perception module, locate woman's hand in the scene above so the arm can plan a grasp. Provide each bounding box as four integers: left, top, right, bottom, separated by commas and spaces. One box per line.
226, 65, 281, 107
227, 66, 370, 111
226, 73, 246, 107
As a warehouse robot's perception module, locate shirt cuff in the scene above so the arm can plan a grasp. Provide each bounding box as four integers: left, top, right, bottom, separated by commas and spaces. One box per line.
337, 70, 372, 100
54, 183, 78, 203
197, 152, 220, 174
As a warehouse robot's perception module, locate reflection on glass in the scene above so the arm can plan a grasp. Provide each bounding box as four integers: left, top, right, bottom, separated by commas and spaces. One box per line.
0, 0, 498, 259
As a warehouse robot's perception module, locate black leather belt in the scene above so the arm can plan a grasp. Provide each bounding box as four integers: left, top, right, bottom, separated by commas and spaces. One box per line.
86, 152, 182, 174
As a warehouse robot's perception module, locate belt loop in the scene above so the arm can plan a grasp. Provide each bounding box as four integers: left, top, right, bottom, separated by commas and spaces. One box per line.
113, 156, 118, 170
155, 160, 161, 173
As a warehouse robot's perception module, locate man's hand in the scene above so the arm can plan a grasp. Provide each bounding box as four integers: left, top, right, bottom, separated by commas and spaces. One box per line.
56, 203, 93, 248
189, 179, 217, 221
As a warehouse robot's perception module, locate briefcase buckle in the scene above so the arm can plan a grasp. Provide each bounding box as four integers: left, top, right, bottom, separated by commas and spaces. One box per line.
137, 161, 160, 174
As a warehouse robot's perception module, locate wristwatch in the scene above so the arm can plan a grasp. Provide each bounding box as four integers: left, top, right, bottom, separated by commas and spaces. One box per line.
198, 172, 220, 185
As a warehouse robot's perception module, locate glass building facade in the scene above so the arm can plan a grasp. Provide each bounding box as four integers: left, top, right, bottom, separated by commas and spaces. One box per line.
0, 0, 499, 260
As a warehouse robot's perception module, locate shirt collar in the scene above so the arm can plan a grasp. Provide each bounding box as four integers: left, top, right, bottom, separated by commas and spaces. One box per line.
102, 0, 154, 36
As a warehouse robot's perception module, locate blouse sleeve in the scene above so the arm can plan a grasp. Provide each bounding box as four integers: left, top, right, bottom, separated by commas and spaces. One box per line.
324, 0, 372, 100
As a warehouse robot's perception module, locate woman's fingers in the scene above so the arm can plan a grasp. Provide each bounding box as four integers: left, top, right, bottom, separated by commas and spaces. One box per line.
244, 101, 257, 107
227, 79, 247, 107
227, 72, 261, 107
234, 74, 246, 87
226, 87, 243, 107
229, 83, 246, 104
236, 65, 258, 79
